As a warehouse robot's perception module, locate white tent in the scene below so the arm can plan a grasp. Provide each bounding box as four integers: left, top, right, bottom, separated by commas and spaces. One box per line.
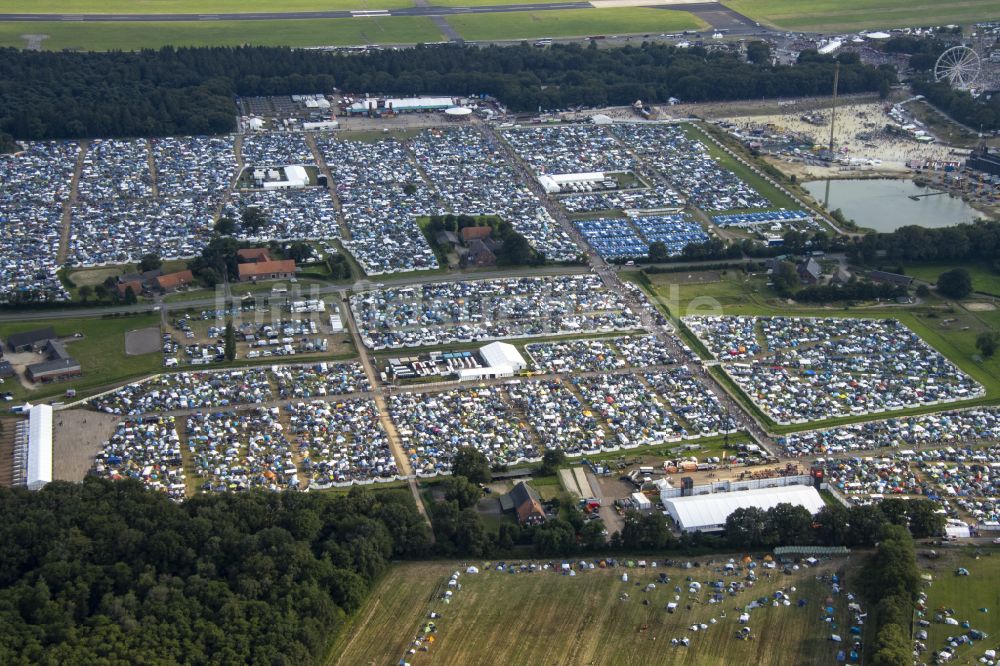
26, 404, 53, 491
480, 342, 526, 373
662, 485, 826, 533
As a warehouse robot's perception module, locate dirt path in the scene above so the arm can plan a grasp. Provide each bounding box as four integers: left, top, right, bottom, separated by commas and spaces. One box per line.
57, 141, 87, 264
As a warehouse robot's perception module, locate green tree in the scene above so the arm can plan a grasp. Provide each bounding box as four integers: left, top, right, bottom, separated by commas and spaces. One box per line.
814, 503, 850, 546
725, 506, 768, 548
647, 241, 669, 263
451, 447, 491, 485
539, 449, 567, 476
746, 40, 771, 64
772, 261, 800, 297
532, 518, 576, 556
441, 476, 482, 509
123, 286, 138, 305
286, 242, 313, 263
976, 331, 998, 358
78, 285, 93, 303
906, 499, 945, 538
241, 207, 269, 235
764, 503, 813, 546
848, 504, 887, 547
214, 216, 237, 236
915, 283, 930, 298
871, 622, 911, 666
937, 268, 972, 299
224, 320, 236, 361
138, 253, 162, 273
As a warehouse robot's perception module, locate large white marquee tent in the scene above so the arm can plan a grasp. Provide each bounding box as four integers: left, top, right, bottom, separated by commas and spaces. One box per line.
662, 484, 826, 533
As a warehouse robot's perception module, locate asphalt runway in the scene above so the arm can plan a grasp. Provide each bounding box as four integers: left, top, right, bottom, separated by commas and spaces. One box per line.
0, 1, 770, 37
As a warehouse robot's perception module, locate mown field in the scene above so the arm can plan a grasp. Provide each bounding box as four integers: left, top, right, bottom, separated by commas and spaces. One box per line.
446, 9, 707, 42
904, 262, 1000, 297
328, 558, 856, 666
0, 314, 162, 402
722, 0, 1000, 33
920, 546, 1000, 665
0, 17, 442, 50
0, 0, 412, 12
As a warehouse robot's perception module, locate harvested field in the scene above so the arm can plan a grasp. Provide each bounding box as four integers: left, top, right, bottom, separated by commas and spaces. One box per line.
329, 557, 857, 666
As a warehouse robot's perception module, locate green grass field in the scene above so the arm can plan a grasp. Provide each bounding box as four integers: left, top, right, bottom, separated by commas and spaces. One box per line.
0, 0, 412, 12
446, 9, 707, 42
329, 558, 856, 666
920, 547, 1000, 665
0, 314, 162, 403
904, 262, 1000, 297
0, 17, 441, 50
722, 0, 999, 33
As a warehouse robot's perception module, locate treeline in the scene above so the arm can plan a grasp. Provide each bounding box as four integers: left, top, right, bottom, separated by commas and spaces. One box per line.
0, 478, 430, 665
795, 281, 908, 303
0, 44, 896, 140
848, 219, 1000, 265
911, 78, 1000, 132
859, 525, 921, 666
880, 36, 948, 71
725, 497, 943, 550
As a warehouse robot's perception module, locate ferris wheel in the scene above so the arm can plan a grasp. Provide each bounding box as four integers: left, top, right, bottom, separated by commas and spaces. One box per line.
934, 45, 981, 90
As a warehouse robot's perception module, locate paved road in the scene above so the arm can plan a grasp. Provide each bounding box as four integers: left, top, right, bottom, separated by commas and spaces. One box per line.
0, 1, 773, 38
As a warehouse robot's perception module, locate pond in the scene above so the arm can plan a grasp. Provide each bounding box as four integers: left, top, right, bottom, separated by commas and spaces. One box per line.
803, 178, 985, 232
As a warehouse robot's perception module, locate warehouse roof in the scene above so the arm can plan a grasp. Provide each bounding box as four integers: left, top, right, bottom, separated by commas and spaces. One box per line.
662, 484, 826, 532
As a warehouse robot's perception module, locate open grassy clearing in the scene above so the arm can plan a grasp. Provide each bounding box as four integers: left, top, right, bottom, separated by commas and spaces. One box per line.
0, 0, 412, 12
904, 262, 1000, 297
0, 17, 442, 50
446, 9, 707, 42
0, 315, 161, 404
919, 546, 1000, 665
329, 558, 856, 666
722, 0, 999, 33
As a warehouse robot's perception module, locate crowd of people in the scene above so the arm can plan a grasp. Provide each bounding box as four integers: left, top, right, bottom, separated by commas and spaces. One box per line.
0, 141, 75, 302
223, 188, 340, 241
287, 398, 397, 487
93, 416, 186, 500
559, 185, 684, 214
778, 408, 1000, 457
687, 316, 983, 424
501, 124, 635, 175
350, 275, 640, 349
90, 362, 369, 415
411, 126, 579, 261
612, 124, 771, 211
318, 135, 440, 275
525, 334, 677, 373
185, 408, 298, 493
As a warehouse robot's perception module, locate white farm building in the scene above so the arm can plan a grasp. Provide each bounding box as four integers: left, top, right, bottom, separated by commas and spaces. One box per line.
662, 484, 826, 533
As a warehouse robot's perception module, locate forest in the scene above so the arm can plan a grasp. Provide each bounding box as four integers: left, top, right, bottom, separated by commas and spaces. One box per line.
0, 43, 895, 140
0, 479, 430, 665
